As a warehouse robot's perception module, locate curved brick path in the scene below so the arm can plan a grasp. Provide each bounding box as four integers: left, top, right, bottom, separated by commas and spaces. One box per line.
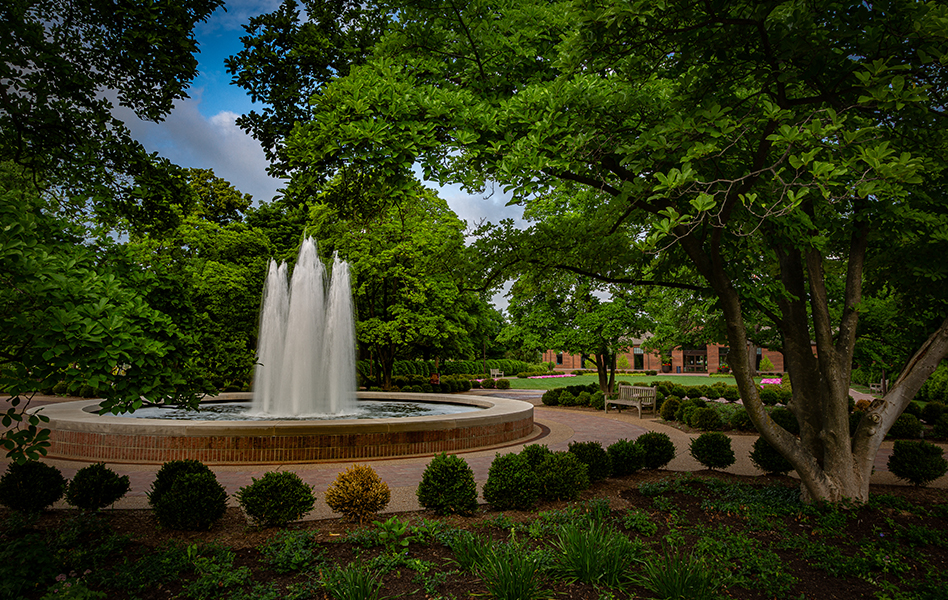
2, 390, 945, 519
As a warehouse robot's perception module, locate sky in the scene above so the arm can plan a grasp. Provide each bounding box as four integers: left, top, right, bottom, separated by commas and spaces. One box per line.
116, 0, 527, 233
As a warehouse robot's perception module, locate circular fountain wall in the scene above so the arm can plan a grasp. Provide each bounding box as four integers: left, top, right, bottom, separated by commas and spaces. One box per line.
36, 392, 535, 464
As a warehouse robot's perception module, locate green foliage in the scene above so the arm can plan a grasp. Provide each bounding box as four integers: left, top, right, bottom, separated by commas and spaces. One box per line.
689, 433, 736, 470
759, 356, 776, 372
750, 437, 795, 476
888, 441, 948, 487
558, 391, 576, 406
496, 378, 511, 390
320, 563, 385, 600
541, 388, 561, 406
690, 407, 723, 431
607, 438, 645, 476
416, 453, 478, 516
258, 530, 323, 574
661, 396, 681, 421
759, 385, 784, 406
152, 471, 228, 531
235, 471, 316, 527
590, 390, 605, 410
638, 546, 717, 600
932, 414, 948, 440
888, 413, 924, 439
922, 402, 947, 425
448, 530, 492, 572
478, 542, 550, 600
550, 521, 644, 588
0, 460, 66, 513
325, 464, 391, 523
537, 451, 590, 501
637, 432, 677, 470
520, 444, 554, 470
769, 407, 800, 435
483, 452, 540, 510
567, 441, 612, 482
623, 508, 660, 536
65, 463, 130, 512
147, 460, 212, 508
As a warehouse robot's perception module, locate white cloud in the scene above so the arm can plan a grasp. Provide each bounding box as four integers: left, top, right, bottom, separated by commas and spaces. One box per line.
114, 95, 283, 204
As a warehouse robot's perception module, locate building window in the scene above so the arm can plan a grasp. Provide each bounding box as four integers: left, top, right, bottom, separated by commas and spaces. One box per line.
633, 347, 644, 370
556, 353, 563, 365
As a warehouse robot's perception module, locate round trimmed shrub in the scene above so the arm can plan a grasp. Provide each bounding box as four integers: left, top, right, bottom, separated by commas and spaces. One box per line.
921, 402, 946, 425
65, 462, 130, 511
684, 386, 704, 400
768, 407, 800, 435
887, 413, 923, 439
749, 437, 794, 475
236, 471, 316, 527
536, 452, 590, 501
481, 378, 496, 389
904, 402, 923, 419
729, 408, 757, 432
148, 459, 213, 508
932, 414, 948, 440
721, 386, 741, 402
590, 391, 605, 410
325, 464, 391, 523
575, 391, 592, 406
607, 439, 645, 476
888, 440, 948, 487
541, 389, 562, 406
660, 396, 681, 421
520, 444, 554, 470
0, 461, 66, 513
690, 407, 723, 431
152, 471, 227, 530
675, 398, 696, 422
483, 452, 540, 510
690, 432, 735, 470
636, 432, 676, 470
568, 441, 612, 482
416, 453, 478, 516
559, 391, 577, 406
495, 378, 511, 390
759, 385, 783, 406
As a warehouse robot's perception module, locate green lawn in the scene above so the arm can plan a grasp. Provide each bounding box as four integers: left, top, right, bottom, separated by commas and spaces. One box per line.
503, 373, 762, 390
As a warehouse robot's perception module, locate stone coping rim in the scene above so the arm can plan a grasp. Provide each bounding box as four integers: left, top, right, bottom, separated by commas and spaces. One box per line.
34, 393, 532, 437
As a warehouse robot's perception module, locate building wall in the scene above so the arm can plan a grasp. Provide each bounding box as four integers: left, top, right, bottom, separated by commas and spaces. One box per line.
543, 344, 785, 374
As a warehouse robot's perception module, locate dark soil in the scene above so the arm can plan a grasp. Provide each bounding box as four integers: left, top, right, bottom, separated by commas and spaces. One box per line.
5, 471, 948, 600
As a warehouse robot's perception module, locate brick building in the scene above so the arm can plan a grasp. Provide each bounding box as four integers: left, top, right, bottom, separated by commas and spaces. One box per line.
542, 339, 785, 374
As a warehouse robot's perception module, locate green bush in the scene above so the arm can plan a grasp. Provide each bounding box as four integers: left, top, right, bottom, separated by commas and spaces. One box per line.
759, 385, 783, 406
932, 414, 948, 440
65, 462, 130, 511
590, 391, 605, 410
749, 437, 794, 475
558, 391, 577, 406
483, 452, 540, 510
729, 408, 756, 432
325, 464, 391, 523
520, 444, 554, 470
689, 432, 735, 470
575, 391, 591, 406
903, 402, 923, 419
684, 386, 704, 399
690, 407, 723, 431
416, 453, 478, 515
0, 461, 66, 513
152, 471, 228, 530
496, 378, 511, 390
661, 396, 681, 421
568, 441, 612, 482
887, 440, 948, 487
236, 471, 316, 527
637, 432, 677, 470
921, 402, 946, 425
721, 386, 741, 402
887, 413, 923, 439
481, 378, 496, 389
541, 389, 562, 406
537, 451, 590, 501
769, 407, 800, 435
675, 398, 696, 422
607, 439, 645, 476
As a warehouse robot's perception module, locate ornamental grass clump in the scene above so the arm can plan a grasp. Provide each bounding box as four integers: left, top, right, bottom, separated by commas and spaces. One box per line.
416, 453, 478, 515
325, 464, 391, 523
690, 432, 735, 470
65, 462, 130, 511
0, 460, 66, 514
888, 440, 948, 487
551, 521, 644, 588
236, 471, 316, 527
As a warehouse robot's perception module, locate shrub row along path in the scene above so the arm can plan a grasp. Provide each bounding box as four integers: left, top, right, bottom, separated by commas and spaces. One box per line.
2, 389, 946, 520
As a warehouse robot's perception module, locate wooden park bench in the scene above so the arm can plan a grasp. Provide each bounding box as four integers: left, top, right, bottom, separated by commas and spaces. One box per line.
490, 368, 504, 379
605, 385, 656, 419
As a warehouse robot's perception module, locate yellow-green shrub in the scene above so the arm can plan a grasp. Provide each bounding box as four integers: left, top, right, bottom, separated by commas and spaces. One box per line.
324, 464, 390, 523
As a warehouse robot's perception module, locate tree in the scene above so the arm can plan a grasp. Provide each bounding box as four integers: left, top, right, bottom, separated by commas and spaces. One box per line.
280, 0, 948, 502
0, 0, 225, 460
308, 176, 492, 389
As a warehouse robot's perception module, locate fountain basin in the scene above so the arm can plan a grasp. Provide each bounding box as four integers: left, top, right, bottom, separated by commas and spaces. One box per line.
34, 392, 535, 465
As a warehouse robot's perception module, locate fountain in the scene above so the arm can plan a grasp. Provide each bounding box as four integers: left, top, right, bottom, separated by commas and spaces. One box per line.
31, 239, 536, 464
252, 238, 356, 417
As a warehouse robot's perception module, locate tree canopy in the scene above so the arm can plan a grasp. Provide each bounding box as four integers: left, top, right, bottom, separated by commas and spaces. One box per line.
273, 0, 948, 501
